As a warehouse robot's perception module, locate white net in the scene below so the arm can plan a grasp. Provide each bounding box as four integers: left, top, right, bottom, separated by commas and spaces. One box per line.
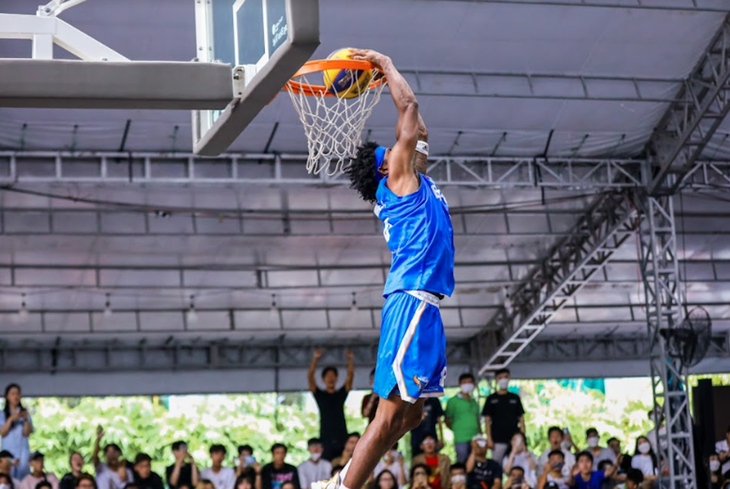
285, 69, 386, 176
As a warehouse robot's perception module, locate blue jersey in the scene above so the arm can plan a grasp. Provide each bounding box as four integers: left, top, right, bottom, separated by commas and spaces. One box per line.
374, 173, 455, 297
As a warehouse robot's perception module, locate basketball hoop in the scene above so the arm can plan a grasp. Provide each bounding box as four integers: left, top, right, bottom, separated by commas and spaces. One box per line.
284, 59, 386, 175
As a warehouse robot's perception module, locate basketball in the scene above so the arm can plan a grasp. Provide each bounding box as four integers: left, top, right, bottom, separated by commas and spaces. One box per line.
322, 48, 373, 99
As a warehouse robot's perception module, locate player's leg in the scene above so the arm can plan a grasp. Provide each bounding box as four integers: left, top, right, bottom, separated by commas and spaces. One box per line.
340, 394, 424, 489
338, 291, 446, 489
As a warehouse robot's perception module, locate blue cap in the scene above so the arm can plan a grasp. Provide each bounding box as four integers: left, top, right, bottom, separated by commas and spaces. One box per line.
374, 146, 387, 182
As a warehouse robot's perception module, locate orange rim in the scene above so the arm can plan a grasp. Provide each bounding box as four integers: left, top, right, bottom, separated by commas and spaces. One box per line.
284, 59, 386, 97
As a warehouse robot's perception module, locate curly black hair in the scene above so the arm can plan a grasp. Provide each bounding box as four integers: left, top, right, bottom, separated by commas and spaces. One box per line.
344, 141, 381, 203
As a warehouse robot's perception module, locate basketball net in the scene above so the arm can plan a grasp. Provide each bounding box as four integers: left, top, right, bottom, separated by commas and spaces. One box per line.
285, 63, 386, 176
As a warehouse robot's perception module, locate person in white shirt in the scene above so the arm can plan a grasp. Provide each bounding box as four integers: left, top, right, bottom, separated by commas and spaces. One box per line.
715, 425, 730, 476
298, 439, 331, 489
502, 432, 537, 488
630, 436, 657, 487
583, 428, 615, 471
92, 428, 133, 489
201, 445, 236, 489
537, 427, 575, 478
372, 445, 407, 489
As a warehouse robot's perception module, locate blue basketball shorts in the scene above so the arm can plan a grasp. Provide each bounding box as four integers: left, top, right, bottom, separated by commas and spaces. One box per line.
373, 290, 447, 403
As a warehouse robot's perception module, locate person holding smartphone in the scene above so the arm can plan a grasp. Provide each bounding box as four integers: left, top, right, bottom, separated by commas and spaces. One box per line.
166, 442, 199, 489
505, 467, 531, 489
0, 384, 33, 480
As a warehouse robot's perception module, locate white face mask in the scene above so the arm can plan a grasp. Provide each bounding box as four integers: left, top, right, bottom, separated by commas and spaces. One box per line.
710, 460, 721, 472
476, 440, 487, 448
451, 475, 466, 485
587, 437, 599, 448
561, 440, 571, 451
461, 383, 475, 394
497, 378, 509, 390
0, 484, 9, 489
638, 443, 651, 455
310, 452, 321, 462
389, 450, 399, 459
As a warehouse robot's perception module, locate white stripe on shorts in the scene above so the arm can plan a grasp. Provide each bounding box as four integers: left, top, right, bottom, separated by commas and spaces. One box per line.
392, 299, 428, 404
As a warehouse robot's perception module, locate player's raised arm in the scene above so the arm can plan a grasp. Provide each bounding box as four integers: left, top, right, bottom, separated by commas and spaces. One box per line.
351, 49, 420, 189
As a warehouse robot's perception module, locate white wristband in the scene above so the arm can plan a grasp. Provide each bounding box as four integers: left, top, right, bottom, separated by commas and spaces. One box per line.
416, 140, 429, 156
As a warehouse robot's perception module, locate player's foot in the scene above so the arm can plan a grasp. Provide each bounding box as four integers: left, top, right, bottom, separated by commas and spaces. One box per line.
311, 473, 341, 489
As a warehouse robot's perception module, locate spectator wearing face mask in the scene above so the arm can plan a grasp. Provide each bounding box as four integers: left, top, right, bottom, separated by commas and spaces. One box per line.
373, 446, 406, 489
709, 454, 723, 489
0, 472, 17, 489
0, 451, 22, 488
537, 429, 575, 478
645, 408, 666, 456
297, 439, 331, 489
412, 434, 451, 489
583, 429, 615, 471
503, 433, 537, 488
445, 374, 481, 464
20, 452, 58, 489
716, 425, 730, 478
629, 437, 656, 486
465, 435, 501, 489
482, 369, 525, 466
537, 451, 569, 489
449, 464, 466, 489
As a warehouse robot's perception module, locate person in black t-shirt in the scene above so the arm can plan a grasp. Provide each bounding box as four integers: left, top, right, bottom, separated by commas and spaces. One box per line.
466, 436, 502, 489
261, 444, 300, 489
308, 348, 354, 461
132, 454, 164, 489
411, 398, 445, 457
60, 452, 85, 489
482, 368, 525, 465
166, 441, 199, 489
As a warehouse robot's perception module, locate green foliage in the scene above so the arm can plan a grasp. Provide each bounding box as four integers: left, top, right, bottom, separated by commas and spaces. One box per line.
23, 376, 700, 478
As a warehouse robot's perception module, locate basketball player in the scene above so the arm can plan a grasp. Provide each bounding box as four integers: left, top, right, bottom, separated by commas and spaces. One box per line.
316, 49, 455, 489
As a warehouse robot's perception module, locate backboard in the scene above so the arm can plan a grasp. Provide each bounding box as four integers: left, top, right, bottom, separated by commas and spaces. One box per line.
192, 0, 320, 156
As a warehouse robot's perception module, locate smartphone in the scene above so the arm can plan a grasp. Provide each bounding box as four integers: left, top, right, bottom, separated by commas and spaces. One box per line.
563, 428, 570, 435
243, 455, 256, 467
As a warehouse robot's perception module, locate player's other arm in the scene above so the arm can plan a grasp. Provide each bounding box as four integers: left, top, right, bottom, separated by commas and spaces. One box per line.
351, 49, 420, 191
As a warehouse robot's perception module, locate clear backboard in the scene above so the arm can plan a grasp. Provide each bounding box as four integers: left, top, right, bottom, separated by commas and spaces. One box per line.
192, 0, 320, 156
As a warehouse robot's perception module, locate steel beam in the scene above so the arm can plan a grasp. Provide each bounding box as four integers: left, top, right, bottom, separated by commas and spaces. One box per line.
0, 151, 645, 189
637, 194, 698, 489
476, 192, 638, 374
517, 334, 730, 363
648, 15, 730, 195
399, 69, 679, 103
437, 0, 730, 13
0, 338, 475, 374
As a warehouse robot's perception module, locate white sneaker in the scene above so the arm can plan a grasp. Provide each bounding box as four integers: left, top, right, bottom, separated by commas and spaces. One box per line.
311, 473, 341, 489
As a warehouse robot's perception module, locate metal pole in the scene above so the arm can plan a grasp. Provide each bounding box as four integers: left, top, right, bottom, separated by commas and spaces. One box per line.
638, 192, 697, 489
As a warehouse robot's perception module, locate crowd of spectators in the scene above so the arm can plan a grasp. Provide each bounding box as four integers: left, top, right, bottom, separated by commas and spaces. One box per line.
3, 361, 730, 489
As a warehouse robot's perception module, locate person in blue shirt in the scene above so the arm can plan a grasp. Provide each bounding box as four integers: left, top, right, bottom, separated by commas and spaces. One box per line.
570, 452, 617, 489
316, 48, 455, 489
0, 384, 33, 480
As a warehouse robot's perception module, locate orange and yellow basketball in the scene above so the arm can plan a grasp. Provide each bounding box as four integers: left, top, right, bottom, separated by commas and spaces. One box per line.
322, 48, 373, 99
